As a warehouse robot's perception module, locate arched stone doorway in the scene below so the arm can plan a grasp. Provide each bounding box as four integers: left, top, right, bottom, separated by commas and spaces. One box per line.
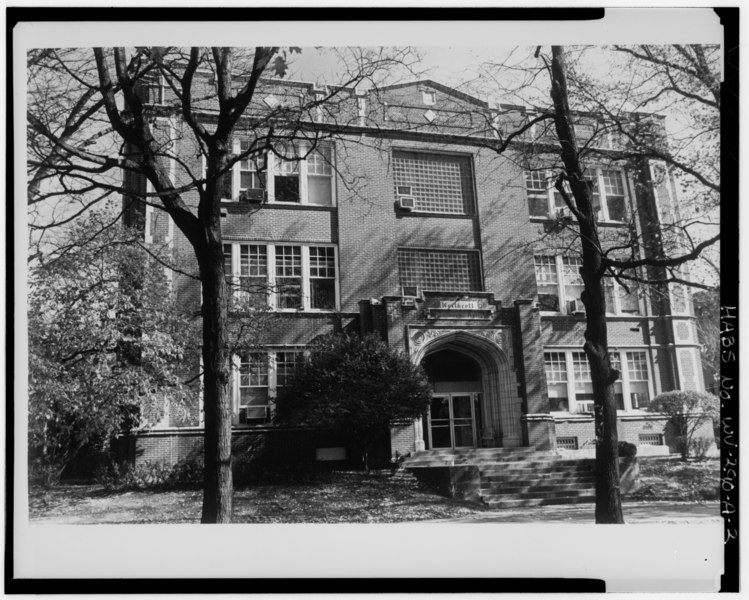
422, 350, 483, 449
409, 329, 523, 451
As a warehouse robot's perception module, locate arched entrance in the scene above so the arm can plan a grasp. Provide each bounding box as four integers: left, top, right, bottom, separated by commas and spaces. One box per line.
409, 329, 523, 450
422, 350, 483, 449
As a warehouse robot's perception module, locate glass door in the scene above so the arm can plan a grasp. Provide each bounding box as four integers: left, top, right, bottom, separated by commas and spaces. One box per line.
428, 393, 477, 449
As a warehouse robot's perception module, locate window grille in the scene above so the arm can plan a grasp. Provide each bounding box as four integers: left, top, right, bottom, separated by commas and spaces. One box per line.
557, 436, 579, 450
397, 248, 482, 292
392, 151, 474, 214
638, 433, 664, 446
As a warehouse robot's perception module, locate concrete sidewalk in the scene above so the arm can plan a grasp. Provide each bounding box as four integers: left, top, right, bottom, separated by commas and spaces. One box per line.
430, 501, 721, 524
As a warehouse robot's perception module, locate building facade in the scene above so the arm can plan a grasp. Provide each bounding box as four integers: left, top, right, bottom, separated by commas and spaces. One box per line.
123, 77, 709, 466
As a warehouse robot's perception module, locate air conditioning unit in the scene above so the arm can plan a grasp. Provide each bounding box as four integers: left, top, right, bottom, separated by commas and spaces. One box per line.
555, 207, 570, 219
240, 189, 266, 203
401, 285, 421, 307
568, 299, 586, 315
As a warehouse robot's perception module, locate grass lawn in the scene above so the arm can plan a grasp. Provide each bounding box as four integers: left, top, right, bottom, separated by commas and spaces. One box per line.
29, 471, 485, 524
28, 457, 719, 525
629, 457, 719, 502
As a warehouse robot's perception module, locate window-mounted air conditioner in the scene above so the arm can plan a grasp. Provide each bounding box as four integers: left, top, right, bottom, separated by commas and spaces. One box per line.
396, 186, 415, 211
401, 285, 421, 307
568, 299, 586, 315
240, 189, 266, 203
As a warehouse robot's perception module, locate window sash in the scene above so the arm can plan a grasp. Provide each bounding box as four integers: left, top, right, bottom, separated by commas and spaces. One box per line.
546, 349, 653, 413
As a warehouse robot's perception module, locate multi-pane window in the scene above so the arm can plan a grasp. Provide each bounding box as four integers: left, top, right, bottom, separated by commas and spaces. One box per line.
544, 352, 569, 412
224, 242, 338, 311
398, 248, 482, 292
544, 349, 653, 413
275, 245, 303, 309
393, 151, 475, 215
534, 256, 560, 312
626, 351, 651, 408
306, 145, 334, 205
224, 244, 268, 309
308, 246, 336, 309
238, 352, 269, 421
525, 167, 629, 222
238, 139, 266, 201
534, 255, 640, 315
219, 140, 335, 206
275, 351, 304, 388
233, 349, 304, 424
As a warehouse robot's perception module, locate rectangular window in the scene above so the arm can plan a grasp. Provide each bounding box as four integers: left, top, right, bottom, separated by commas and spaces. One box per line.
275, 245, 303, 309
275, 351, 303, 388
525, 167, 628, 223
544, 352, 569, 412
398, 248, 482, 292
534, 256, 560, 312
225, 242, 338, 311
545, 348, 652, 413
223, 139, 335, 205
535, 255, 639, 315
238, 352, 269, 421
600, 170, 627, 221
626, 351, 650, 408
238, 139, 266, 200
273, 146, 301, 203
239, 245, 268, 308
307, 145, 334, 205
393, 151, 475, 215
309, 246, 336, 309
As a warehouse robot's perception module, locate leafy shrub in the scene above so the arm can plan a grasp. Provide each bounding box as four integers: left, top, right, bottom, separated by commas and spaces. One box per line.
618, 441, 637, 458
689, 437, 716, 460
648, 390, 719, 460
29, 460, 64, 488
232, 453, 318, 487
274, 333, 432, 471
94, 458, 204, 491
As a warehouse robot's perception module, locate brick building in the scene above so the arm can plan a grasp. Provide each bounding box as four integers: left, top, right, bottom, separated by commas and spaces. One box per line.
123, 77, 710, 466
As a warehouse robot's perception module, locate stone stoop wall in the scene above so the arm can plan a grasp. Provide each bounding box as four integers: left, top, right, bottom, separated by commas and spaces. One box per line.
521, 415, 556, 450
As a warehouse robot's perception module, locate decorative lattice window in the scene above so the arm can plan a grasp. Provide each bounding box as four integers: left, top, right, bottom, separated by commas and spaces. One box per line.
397, 248, 482, 292
557, 436, 579, 450
392, 150, 474, 214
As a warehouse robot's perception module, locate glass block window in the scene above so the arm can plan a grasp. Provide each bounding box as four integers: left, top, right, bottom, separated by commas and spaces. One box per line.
276, 245, 302, 309
309, 246, 336, 309
275, 351, 303, 387
392, 150, 475, 215
397, 248, 482, 292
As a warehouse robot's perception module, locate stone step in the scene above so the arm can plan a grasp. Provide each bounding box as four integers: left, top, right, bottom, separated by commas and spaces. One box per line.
482, 495, 597, 509
479, 466, 594, 477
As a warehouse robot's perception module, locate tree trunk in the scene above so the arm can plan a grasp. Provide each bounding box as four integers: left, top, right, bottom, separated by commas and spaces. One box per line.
549, 46, 624, 523
199, 236, 233, 524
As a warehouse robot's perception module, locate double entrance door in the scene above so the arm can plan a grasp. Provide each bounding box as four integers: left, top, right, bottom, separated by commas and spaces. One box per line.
427, 393, 479, 449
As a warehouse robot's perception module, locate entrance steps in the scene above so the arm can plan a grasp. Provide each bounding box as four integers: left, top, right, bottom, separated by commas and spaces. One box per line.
402, 448, 596, 508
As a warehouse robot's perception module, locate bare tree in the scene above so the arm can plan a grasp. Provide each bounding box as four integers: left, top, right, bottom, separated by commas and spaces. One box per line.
476, 45, 720, 523
27, 46, 416, 523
